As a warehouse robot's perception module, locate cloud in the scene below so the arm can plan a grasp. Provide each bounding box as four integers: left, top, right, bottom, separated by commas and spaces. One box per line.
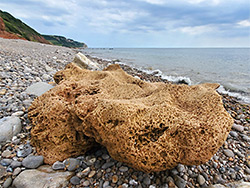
178, 25, 215, 35
237, 20, 250, 27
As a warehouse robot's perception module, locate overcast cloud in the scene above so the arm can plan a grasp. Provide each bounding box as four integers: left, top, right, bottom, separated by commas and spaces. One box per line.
0, 0, 249, 47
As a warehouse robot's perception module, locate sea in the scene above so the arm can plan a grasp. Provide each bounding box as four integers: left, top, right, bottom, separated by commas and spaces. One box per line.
81, 48, 250, 104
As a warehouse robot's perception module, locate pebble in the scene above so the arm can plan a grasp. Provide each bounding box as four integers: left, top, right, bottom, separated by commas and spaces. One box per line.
177, 164, 185, 173
102, 161, 115, 169
22, 155, 44, 169
119, 166, 128, 172
63, 158, 80, 171
0, 159, 13, 166
232, 124, 244, 132
52, 161, 65, 170
143, 176, 151, 185
13, 167, 22, 176
197, 174, 206, 185
3, 177, 12, 188
223, 149, 235, 157
1, 150, 12, 158
112, 174, 119, 183
82, 180, 90, 186
174, 175, 186, 188
70, 176, 80, 185
88, 170, 96, 178
10, 160, 22, 168
17, 144, 32, 158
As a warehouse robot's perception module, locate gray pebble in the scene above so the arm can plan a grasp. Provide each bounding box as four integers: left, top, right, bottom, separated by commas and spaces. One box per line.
63, 158, 80, 171
13, 167, 22, 176
245, 167, 250, 174
223, 149, 234, 157
102, 161, 115, 169
103, 180, 110, 187
229, 131, 238, 137
70, 176, 80, 185
102, 153, 110, 160
3, 177, 12, 188
177, 164, 185, 173
242, 135, 250, 142
17, 143, 32, 158
174, 175, 186, 188
143, 176, 151, 185
0, 159, 13, 166
197, 174, 206, 185
10, 160, 22, 168
232, 124, 244, 132
119, 166, 128, 172
82, 180, 90, 186
22, 155, 43, 169
52, 161, 65, 170
1, 150, 11, 158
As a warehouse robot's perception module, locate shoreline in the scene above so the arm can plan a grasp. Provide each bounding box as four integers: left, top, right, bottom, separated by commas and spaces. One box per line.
0, 38, 250, 188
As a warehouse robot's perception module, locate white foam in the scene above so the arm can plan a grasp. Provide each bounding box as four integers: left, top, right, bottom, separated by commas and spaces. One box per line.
217, 85, 250, 104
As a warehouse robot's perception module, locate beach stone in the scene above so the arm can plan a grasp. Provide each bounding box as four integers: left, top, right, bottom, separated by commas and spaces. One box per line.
232, 124, 244, 132
17, 143, 32, 157
26, 82, 54, 96
73, 52, 101, 70
197, 174, 206, 185
22, 155, 44, 169
119, 166, 129, 172
29, 63, 234, 172
70, 176, 80, 185
3, 177, 12, 188
0, 165, 7, 179
63, 158, 80, 171
10, 160, 22, 168
82, 180, 90, 186
1, 150, 12, 158
0, 159, 13, 166
174, 175, 186, 188
12, 165, 73, 188
13, 167, 22, 176
0, 116, 21, 144
223, 149, 235, 158
52, 161, 65, 170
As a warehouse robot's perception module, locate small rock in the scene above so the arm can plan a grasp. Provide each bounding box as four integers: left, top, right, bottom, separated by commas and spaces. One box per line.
143, 176, 151, 185
10, 160, 22, 168
81, 167, 90, 176
63, 158, 80, 171
13, 167, 22, 176
232, 124, 244, 132
223, 149, 235, 157
52, 161, 65, 170
242, 135, 250, 142
119, 166, 128, 172
112, 174, 119, 183
82, 180, 90, 186
177, 164, 185, 173
229, 131, 238, 137
0, 116, 21, 144
12, 165, 73, 188
12, 111, 24, 117
70, 176, 80, 185
102, 161, 115, 169
245, 167, 250, 174
17, 143, 32, 158
197, 174, 206, 185
174, 175, 186, 188
88, 170, 96, 178
1, 150, 12, 158
26, 82, 54, 96
3, 177, 12, 188
22, 155, 44, 169
0, 159, 13, 166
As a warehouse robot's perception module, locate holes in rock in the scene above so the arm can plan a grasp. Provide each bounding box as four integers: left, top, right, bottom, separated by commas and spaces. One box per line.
201, 130, 205, 134
170, 130, 178, 137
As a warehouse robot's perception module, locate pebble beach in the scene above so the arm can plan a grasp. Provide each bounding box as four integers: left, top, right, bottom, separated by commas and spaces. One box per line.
0, 38, 250, 188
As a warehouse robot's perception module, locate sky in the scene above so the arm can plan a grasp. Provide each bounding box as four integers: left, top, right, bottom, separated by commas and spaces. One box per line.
0, 0, 250, 47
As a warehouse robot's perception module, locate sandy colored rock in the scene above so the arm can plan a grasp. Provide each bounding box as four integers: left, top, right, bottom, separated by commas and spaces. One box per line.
29, 62, 233, 172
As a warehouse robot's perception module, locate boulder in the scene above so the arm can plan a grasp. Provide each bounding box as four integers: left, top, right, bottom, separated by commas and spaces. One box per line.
73, 52, 101, 70
12, 165, 74, 188
0, 116, 21, 144
29, 62, 233, 172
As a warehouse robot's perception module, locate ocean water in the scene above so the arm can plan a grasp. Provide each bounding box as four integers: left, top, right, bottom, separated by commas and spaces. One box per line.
81, 48, 250, 103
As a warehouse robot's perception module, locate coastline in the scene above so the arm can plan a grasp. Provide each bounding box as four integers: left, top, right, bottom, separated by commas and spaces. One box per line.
0, 38, 249, 187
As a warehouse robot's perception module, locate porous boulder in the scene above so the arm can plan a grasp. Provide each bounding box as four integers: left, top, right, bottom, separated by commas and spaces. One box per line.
29, 62, 234, 172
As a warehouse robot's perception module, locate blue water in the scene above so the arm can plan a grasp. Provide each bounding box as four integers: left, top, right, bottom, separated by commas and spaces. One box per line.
82, 48, 250, 103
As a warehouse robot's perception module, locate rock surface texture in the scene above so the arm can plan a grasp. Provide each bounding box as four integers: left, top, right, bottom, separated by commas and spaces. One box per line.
29, 62, 234, 172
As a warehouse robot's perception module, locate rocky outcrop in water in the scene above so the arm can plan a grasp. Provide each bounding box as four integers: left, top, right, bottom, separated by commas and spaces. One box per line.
29, 62, 234, 172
